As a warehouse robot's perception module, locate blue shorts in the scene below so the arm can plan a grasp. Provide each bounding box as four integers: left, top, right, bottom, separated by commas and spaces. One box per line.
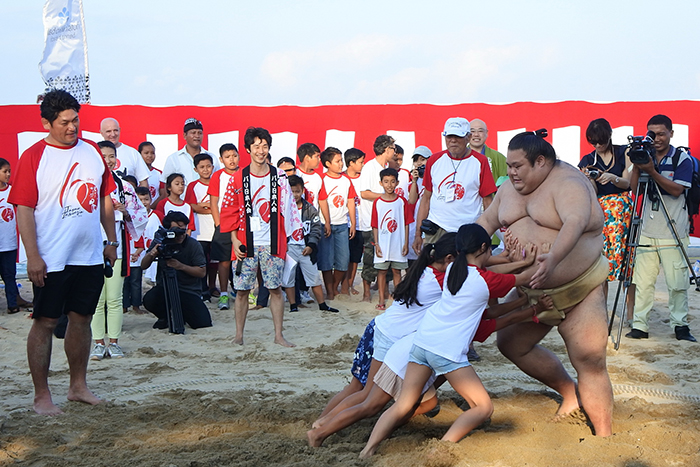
318, 224, 350, 272
351, 319, 375, 386
372, 326, 394, 362
409, 344, 470, 376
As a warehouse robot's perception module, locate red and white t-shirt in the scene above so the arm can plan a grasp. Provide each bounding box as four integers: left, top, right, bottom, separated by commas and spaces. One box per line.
318, 173, 357, 226
357, 158, 386, 231
395, 168, 411, 199
185, 180, 215, 241
423, 149, 496, 232
0, 185, 17, 252
146, 166, 162, 200
374, 265, 445, 343
413, 264, 515, 362
298, 168, 323, 211
9, 139, 115, 272
345, 172, 362, 229
154, 197, 195, 231
407, 177, 425, 261
371, 195, 413, 263
207, 168, 236, 212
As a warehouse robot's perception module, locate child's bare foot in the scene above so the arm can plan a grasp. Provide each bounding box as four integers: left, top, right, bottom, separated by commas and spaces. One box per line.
350, 287, 360, 295
132, 306, 147, 314
67, 386, 101, 406
233, 336, 244, 345
33, 396, 63, 416
359, 446, 376, 459
274, 336, 296, 348
306, 429, 325, 447
375, 303, 386, 311
362, 294, 371, 303
340, 285, 350, 295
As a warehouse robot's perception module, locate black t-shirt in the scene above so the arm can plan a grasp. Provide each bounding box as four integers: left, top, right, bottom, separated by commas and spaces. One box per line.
578, 145, 629, 197
155, 236, 206, 295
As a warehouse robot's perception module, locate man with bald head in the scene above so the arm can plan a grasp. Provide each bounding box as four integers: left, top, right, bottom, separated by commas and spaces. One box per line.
100, 118, 150, 187
469, 118, 507, 185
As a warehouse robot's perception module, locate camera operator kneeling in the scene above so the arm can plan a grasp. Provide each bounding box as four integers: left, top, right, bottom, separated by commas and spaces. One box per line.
141, 211, 213, 330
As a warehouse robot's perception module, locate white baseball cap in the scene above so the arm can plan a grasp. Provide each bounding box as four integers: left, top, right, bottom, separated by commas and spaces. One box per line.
442, 117, 470, 137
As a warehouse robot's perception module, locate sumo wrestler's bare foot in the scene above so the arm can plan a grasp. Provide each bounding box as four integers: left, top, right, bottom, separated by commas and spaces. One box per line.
67, 386, 102, 406
274, 336, 296, 348
33, 395, 64, 416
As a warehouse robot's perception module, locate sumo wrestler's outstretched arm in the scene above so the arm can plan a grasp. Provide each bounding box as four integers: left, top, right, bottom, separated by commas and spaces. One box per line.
530, 179, 591, 289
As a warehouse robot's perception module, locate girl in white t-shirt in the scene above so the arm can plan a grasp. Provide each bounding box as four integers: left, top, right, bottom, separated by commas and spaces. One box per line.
309, 234, 457, 443
360, 223, 535, 458
154, 173, 194, 234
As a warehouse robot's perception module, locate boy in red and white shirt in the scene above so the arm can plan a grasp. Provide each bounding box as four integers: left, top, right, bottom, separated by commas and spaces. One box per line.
389, 145, 412, 199
297, 142, 323, 211
317, 147, 357, 299
138, 141, 163, 205
207, 143, 240, 310
185, 153, 216, 297
371, 168, 413, 310
342, 148, 365, 296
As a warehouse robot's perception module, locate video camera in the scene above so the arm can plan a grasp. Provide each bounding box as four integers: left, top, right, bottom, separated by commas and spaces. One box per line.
147, 226, 186, 259
628, 131, 656, 165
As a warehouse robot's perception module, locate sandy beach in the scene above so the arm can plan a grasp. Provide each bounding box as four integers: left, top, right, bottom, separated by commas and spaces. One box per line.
1, 272, 699, 467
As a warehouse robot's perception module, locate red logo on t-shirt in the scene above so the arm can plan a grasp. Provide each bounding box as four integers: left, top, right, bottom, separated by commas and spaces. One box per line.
396, 187, 405, 197
381, 211, 398, 233
305, 187, 315, 205
454, 183, 465, 200
253, 184, 270, 223
1, 207, 13, 222
291, 228, 304, 241
332, 194, 344, 208
437, 173, 465, 201
76, 182, 99, 212
114, 158, 122, 170
149, 185, 157, 199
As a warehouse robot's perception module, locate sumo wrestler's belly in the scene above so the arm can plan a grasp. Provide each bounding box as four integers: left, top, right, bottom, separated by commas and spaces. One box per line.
507, 217, 604, 288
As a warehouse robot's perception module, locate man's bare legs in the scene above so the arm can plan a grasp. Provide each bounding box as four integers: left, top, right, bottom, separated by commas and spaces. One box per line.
28, 312, 100, 415
64, 312, 101, 406
557, 285, 613, 436
497, 322, 579, 416
233, 289, 250, 345
27, 316, 63, 415
269, 287, 295, 347
234, 287, 294, 347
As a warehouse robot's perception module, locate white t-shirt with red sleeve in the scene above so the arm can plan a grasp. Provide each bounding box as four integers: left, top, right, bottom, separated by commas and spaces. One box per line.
298, 168, 323, 210
413, 264, 515, 363
147, 166, 162, 200
154, 198, 195, 231
207, 168, 236, 212
371, 195, 413, 263
374, 265, 445, 343
345, 172, 362, 229
0, 185, 17, 252
115, 143, 150, 184
8, 138, 115, 273
422, 149, 496, 232
395, 168, 411, 199
357, 158, 386, 232
185, 180, 215, 241
318, 173, 357, 226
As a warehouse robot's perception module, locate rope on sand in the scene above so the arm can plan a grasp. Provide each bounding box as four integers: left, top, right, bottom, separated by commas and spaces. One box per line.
483, 372, 700, 404
105, 371, 700, 405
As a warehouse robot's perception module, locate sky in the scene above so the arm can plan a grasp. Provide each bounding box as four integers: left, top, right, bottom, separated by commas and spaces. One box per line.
2, 0, 700, 106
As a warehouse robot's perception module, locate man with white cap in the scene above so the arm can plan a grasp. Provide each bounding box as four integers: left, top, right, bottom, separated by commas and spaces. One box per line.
412, 118, 497, 254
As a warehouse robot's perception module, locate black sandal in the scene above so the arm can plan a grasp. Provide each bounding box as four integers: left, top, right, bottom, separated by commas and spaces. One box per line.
8, 307, 20, 314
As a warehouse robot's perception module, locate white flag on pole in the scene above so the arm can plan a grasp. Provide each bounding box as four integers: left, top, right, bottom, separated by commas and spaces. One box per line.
38, 0, 90, 103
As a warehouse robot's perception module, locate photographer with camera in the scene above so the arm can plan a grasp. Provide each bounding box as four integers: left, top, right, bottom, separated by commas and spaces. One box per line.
141, 211, 213, 330
626, 115, 696, 342
578, 118, 632, 304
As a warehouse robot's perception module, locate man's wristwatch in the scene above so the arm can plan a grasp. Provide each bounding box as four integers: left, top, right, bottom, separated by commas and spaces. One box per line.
105, 241, 120, 247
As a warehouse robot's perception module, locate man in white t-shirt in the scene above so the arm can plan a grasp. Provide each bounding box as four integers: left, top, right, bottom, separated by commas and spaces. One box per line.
99, 117, 150, 187
357, 135, 395, 302
158, 118, 219, 203
10, 90, 118, 416
412, 117, 497, 254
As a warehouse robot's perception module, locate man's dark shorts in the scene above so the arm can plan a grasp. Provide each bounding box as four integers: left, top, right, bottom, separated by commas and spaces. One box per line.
349, 229, 364, 264
32, 264, 104, 319
211, 225, 232, 262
